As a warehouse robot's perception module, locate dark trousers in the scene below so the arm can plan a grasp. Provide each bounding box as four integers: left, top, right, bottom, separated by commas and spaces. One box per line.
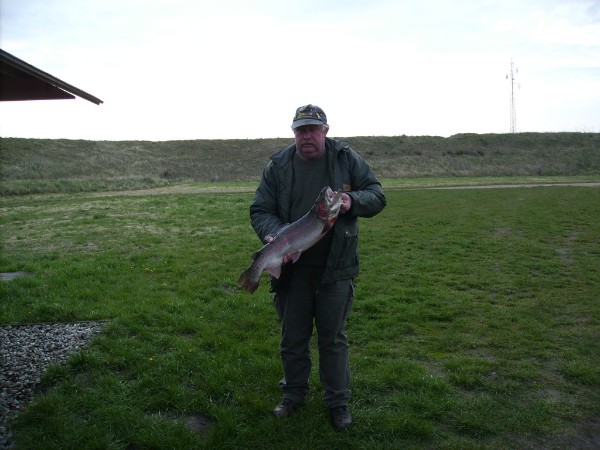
273, 266, 354, 408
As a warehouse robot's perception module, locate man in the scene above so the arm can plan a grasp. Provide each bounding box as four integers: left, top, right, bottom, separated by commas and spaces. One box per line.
249, 104, 386, 430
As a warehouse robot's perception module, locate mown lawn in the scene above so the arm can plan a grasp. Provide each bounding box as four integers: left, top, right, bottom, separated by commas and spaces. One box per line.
1, 184, 599, 449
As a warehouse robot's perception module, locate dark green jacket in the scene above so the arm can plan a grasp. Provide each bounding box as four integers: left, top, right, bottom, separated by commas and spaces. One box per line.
250, 138, 386, 284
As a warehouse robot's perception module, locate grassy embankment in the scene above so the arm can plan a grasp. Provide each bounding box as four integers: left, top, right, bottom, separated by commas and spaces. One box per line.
1, 132, 599, 194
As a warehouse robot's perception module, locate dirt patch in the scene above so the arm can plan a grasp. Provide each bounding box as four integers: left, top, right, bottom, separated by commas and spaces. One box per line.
557, 417, 600, 450
513, 417, 600, 450
0, 272, 32, 282
495, 227, 511, 237
557, 232, 582, 264
182, 413, 213, 434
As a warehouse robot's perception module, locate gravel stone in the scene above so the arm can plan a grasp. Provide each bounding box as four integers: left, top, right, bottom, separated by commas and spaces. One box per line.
0, 321, 106, 449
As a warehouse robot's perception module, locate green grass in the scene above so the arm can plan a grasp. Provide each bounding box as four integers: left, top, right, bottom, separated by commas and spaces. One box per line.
1, 183, 599, 449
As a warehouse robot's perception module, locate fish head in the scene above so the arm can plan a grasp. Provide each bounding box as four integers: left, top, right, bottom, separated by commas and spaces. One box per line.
315, 186, 344, 223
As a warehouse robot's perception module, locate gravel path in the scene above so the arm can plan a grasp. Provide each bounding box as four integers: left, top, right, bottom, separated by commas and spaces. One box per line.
0, 321, 106, 449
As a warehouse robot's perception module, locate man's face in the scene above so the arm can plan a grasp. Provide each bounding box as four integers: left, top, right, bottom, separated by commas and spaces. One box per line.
293, 125, 328, 160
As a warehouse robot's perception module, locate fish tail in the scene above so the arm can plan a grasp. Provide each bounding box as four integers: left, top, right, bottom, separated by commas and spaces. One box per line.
237, 269, 259, 294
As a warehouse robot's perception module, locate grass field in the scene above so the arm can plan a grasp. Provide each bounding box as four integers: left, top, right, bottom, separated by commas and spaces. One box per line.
1, 182, 599, 449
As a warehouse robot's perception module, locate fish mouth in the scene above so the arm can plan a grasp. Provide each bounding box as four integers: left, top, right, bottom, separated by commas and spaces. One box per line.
316, 187, 343, 219
328, 191, 343, 215
325, 187, 343, 204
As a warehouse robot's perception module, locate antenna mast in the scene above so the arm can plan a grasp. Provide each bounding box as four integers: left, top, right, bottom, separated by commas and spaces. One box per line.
506, 58, 518, 133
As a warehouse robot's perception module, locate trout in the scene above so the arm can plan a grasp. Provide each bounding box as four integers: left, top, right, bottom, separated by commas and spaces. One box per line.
237, 186, 344, 294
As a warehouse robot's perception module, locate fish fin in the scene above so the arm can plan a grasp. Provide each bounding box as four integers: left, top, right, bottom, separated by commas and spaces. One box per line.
265, 251, 301, 279
288, 252, 302, 263
265, 264, 282, 279
237, 269, 259, 294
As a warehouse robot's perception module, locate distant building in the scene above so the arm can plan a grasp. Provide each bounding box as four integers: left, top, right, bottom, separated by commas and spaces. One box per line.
0, 48, 102, 105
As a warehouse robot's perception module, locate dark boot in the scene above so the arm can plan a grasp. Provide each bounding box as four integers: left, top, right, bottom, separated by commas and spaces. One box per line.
273, 398, 299, 418
329, 405, 352, 430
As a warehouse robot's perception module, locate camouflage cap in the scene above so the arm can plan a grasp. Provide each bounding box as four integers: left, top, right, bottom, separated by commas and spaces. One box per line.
291, 104, 328, 129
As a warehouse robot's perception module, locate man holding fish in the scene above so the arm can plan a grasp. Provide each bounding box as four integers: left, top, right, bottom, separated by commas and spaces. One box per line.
243, 104, 386, 430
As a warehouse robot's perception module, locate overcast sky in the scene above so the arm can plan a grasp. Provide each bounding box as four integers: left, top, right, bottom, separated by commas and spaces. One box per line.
0, 0, 598, 140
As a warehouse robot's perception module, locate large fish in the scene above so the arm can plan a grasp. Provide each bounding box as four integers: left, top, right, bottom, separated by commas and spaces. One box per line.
237, 186, 344, 294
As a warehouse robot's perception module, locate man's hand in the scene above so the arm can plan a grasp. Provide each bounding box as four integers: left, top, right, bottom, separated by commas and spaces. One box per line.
340, 193, 352, 214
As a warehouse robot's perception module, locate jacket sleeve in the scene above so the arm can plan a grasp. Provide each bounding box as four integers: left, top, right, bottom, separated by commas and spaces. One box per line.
345, 148, 387, 218
249, 162, 287, 243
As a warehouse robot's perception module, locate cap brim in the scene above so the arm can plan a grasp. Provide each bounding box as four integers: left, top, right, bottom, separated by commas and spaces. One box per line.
291, 119, 326, 129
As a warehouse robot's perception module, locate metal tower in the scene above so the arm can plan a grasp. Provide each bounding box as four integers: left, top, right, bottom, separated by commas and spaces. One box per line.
506, 59, 518, 133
